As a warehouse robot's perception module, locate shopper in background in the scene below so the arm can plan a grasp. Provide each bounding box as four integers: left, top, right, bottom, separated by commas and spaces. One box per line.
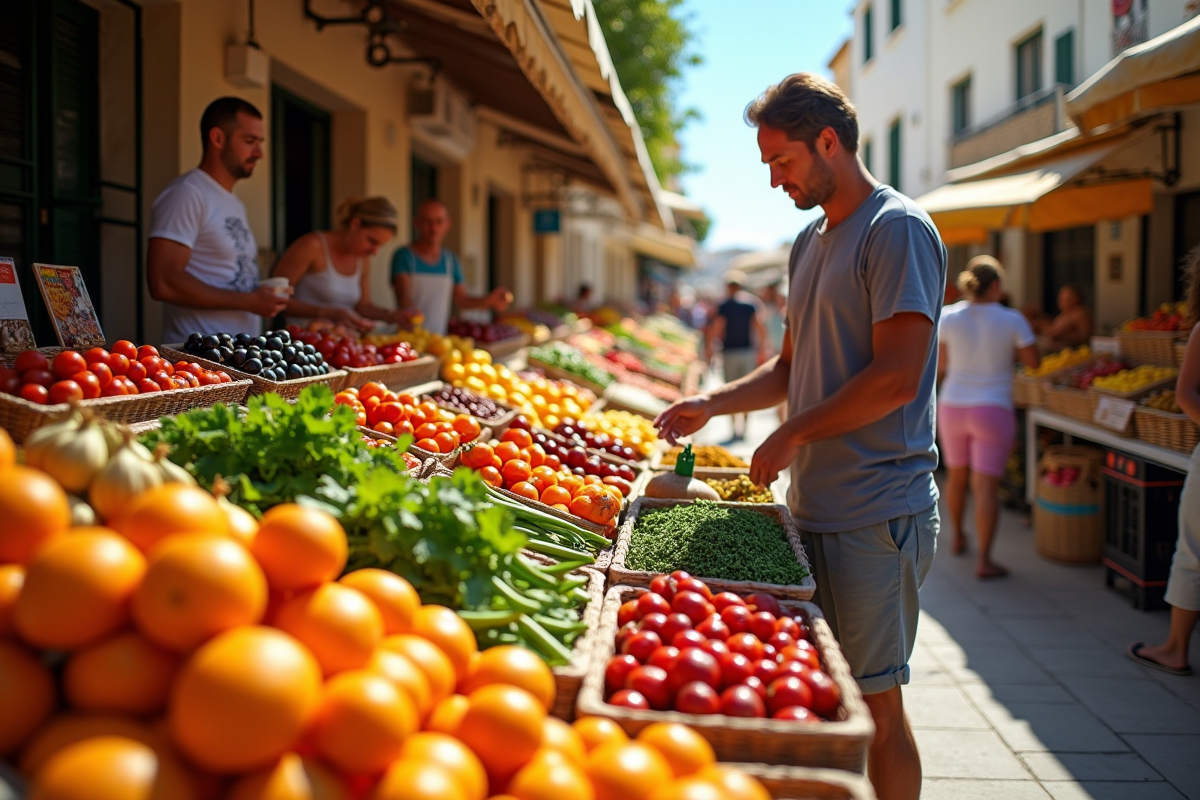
704, 270, 768, 441
573, 284, 594, 316
937, 256, 1040, 578
1128, 244, 1200, 677
1033, 283, 1094, 349
391, 199, 511, 335
148, 97, 289, 343
272, 197, 405, 330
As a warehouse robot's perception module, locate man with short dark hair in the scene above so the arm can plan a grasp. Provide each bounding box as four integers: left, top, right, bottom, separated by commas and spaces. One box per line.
656, 72, 946, 800
148, 96, 288, 342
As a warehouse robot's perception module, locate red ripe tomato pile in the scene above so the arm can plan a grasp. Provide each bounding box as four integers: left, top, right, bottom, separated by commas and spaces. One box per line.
605, 572, 842, 722
335, 381, 483, 454
0, 342, 233, 405
288, 326, 418, 370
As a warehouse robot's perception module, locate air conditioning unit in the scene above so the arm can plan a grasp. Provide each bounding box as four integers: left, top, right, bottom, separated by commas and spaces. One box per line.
408, 80, 476, 161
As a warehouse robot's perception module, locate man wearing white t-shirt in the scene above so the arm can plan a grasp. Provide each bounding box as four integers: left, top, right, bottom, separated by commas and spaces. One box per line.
147, 97, 289, 343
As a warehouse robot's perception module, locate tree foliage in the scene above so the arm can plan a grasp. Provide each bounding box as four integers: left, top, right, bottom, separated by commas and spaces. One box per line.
593, 0, 701, 184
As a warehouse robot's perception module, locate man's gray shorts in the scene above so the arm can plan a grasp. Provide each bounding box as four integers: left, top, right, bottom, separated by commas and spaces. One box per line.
722, 348, 758, 384
799, 505, 939, 695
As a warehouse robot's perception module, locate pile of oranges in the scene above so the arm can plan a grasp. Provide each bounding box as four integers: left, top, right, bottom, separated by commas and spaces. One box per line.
335, 382, 483, 454
0, 427, 772, 800
460, 428, 622, 528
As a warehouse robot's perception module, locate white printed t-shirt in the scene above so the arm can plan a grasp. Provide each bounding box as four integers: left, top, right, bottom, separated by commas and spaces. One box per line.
149, 169, 261, 343
938, 301, 1036, 410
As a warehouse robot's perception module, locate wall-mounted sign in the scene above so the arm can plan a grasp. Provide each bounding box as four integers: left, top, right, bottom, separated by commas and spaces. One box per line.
533, 208, 561, 234
34, 264, 105, 349
0, 258, 36, 354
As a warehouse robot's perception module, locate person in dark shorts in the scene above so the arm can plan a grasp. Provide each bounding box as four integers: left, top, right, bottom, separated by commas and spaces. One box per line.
704, 270, 767, 440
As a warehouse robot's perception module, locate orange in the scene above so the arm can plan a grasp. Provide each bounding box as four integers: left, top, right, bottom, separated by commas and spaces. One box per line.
365, 649, 433, 720
501, 428, 534, 449
132, 534, 267, 653
358, 382, 387, 402
0, 426, 13, 470
0, 464, 70, 565
228, 752, 348, 800
111, 484, 228, 553
540, 485, 572, 507
0, 640, 55, 755
572, 717, 628, 752
169, 626, 322, 774
635, 723, 715, 778
459, 646, 555, 711
646, 778, 728, 800
558, 475, 584, 497
584, 742, 673, 800
63, 631, 179, 716
540, 717, 587, 765
456, 685, 545, 782
461, 443, 495, 470
29, 736, 196, 800
414, 438, 441, 453
339, 569, 419, 635
507, 482, 539, 502
415, 423, 439, 441
250, 504, 348, 591
373, 760, 467, 800
530, 466, 557, 487
18, 714, 168, 775
508, 757, 593, 800
411, 605, 477, 682
478, 466, 503, 487
379, 635, 457, 705
452, 415, 482, 442
0, 563, 24, 637
312, 670, 418, 776
395, 733, 487, 800
273, 583, 383, 677
433, 432, 458, 453
220, 501, 259, 548
423, 694, 469, 735
501, 459, 532, 485
494, 441, 521, 462
695, 767, 770, 800
13, 529, 145, 651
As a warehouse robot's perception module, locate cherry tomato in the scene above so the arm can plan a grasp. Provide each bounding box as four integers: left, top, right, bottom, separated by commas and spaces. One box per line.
666, 648, 721, 694
719, 685, 766, 718
21, 369, 55, 389
605, 655, 640, 695
48, 380, 83, 404
766, 676, 814, 715
137, 378, 161, 393
52, 351, 88, 380
608, 689, 650, 710
620, 630, 662, 663
111, 339, 138, 360
636, 592, 672, 618
14, 350, 49, 374
624, 665, 671, 710
19, 383, 49, 404
718, 652, 754, 690
88, 362, 114, 387
674, 681, 721, 715
106, 352, 130, 376
135, 344, 159, 361
125, 361, 148, 384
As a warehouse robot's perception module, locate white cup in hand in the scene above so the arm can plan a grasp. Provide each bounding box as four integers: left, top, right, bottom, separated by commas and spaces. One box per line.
259, 277, 290, 298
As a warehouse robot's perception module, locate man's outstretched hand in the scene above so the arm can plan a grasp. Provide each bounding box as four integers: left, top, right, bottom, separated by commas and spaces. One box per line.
654, 395, 714, 446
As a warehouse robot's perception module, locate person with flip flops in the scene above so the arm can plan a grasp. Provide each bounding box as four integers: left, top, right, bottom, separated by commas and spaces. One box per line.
1128, 244, 1200, 679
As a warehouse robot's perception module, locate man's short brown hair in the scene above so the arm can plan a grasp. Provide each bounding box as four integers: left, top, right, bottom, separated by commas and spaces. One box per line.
745, 73, 859, 154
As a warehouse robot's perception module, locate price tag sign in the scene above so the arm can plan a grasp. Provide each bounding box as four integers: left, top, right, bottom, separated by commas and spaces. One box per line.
1091, 337, 1122, 357
1094, 395, 1136, 431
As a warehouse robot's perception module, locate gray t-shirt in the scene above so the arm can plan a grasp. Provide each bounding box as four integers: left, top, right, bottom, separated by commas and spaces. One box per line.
785, 185, 946, 533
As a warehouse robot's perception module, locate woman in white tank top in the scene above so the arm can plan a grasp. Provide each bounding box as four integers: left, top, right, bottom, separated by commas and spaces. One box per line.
272, 197, 403, 330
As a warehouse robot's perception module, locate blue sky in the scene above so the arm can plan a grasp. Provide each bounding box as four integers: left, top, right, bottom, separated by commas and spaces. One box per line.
676, 0, 854, 252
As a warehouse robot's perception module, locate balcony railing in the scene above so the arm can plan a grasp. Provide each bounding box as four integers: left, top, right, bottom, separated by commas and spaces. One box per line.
949, 85, 1069, 169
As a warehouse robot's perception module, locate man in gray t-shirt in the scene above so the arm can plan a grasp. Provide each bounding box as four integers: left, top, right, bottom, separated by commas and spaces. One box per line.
655, 73, 945, 800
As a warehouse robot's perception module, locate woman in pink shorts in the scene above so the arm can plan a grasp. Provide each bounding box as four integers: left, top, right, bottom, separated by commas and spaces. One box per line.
938, 257, 1040, 578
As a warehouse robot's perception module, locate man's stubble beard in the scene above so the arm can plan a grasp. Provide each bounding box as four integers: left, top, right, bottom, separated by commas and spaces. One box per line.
792, 158, 837, 211
222, 148, 256, 180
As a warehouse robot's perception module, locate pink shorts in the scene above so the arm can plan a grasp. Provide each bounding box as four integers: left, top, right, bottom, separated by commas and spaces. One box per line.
938, 404, 1016, 478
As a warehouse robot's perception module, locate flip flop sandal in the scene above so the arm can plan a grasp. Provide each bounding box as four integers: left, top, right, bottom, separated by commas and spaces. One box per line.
1127, 642, 1193, 676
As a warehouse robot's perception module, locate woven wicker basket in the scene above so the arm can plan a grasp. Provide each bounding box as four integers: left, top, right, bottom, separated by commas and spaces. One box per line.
737, 764, 877, 799
0, 379, 251, 444
544, 565, 607, 721
1013, 374, 1047, 407
342, 355, 438, 391
609, 498, 815, 601
1033, 446, 1105, 563
1176, 340, 1188, 366
1088, 377, 1177, 436
1133, 406, 1200, 453
1117, 329, 1186, 366
477, 333, 530, 363
159, 345, 347, 399
576, 585, 873, 771
1043, 384, 1094, 422
361, 425, 489, 468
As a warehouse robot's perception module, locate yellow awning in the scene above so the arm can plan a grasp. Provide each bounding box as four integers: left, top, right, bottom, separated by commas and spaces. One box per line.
916, 127, 1155, 235
1066, 16, 1200, 133
630, 224, 697, 269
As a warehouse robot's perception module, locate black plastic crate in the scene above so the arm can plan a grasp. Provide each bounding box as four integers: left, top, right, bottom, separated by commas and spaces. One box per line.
1101, 449, 1184, 610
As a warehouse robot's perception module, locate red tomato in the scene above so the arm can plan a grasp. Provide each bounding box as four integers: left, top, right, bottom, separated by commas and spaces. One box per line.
140, 356, 165, 374
695, 616, 731, 642
671, 630, 707, 651
605, 655, 640, 695
117, 377, 139, 394
21, 369, 55, 388
14, 350, 49, 374
659, 613, 692, 645
99, 379, 127, 397
614, 622, 638, 653
637, 613, 668, 636
775, 616, 803, 639
48, 380, 83, 404
609, 689, 650, 710
721, 605, 751, 634
125, 361, 147, 384
798, 670, 841, 718
712, 592, 745, 612
669, 570, 691, 583
773, 706, 819, 722
0, 368, 21, 395
666, 648, 720, 694
743, 675, 768, 701
752, 658, 781, 685
620, 630, 662, 663
617, 600, 642, 628
676, 578, 713, 601
624, 665, 671, 710
19, 383, 49, 404
718, 652, 754, 690
111, 339, 138, 359
766, 676, 814, 715
648, 575, 676, 602
674, 681, 721, 715
778, 644, 820, 671
672, 591, 712, 625
727, 633, 764, 662
106, 352, 130, 376
749, 612, 778, 642
137, 379, 161, 393
197, 371, 221, 386
698, 639, 729, 660
647, 646, 680, 672
136, 344, 159, 361
768, 632, 796, 651
636, 592, 672, 618
52, 351, 88, 380
775, 661, 811, 681
745, 593, 782, 616
719, 685, 766, 718
151, 370, 174, 390
178, 371, 199, 388
83, 347, 109, 365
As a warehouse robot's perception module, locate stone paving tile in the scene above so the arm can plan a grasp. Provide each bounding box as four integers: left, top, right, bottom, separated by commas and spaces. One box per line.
1068, 678, 1200, 735
960, 681, 1077, 705
905, 685, 991, 730
968, 699, 1128, 753
921, 778, 1052, 799
995, 618, 1106, 648
914, 729, 1032, 780
1025, 645, 1149, 679
1043, 782, 1188, 800
1145, 672, 1200, 714
922, 610, 1012, 645
1020, 752, 1164, 782
925, 642, 1056, 685
1124, 735, 1200, 800
909, 644, 957, 686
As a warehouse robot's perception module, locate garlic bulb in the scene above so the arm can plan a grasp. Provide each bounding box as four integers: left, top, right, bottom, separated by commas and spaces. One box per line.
40, 418, 110, 493
68, 495, 97, 526
153, 444, 195, 485
24, 411, 82, 470
89, 435, 163, 521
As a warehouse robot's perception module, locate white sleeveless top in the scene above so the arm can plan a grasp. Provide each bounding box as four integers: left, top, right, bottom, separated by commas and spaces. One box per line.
287, 232, 362, 327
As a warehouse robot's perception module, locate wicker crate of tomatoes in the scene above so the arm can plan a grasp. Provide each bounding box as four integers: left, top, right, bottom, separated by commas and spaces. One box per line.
333, 382, 486, 465
0, 343, 250, 443
576, 578, 873, 772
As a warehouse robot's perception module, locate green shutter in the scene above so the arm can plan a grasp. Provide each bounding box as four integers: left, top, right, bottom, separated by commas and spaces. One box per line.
891, 0, 902, 31
863, 5, 873, 63
888, 119, 901, 192
863, 140, 873, 174
1055, 30, 1074, 86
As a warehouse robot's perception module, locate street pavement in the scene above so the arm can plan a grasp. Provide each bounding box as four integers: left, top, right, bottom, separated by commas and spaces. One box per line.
687, 387, 1200, 800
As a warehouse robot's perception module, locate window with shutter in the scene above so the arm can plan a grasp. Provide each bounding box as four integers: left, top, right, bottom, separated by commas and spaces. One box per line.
888, 119, 901, 193
863, 5, 874, 63
1055, 30, 1074, 87
1015, 29, 1043, 101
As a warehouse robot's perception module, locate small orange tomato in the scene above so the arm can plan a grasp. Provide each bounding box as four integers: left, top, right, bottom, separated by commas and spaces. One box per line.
501, 459, 532, 485
501, 428, 533, 449
478, 466, 503, 487
415, 423, 439, 441
359, 382, 388, 401
494, 442, 521, 463
433, 432, 457, 453
508, 481, 540, 502
540, 485, 572, 507
374, 421, 395, 435
415, 437, 441, 453
526, 444, 546, 468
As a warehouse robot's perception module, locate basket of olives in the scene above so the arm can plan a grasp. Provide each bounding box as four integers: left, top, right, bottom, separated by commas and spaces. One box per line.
161, 330, 348, 399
